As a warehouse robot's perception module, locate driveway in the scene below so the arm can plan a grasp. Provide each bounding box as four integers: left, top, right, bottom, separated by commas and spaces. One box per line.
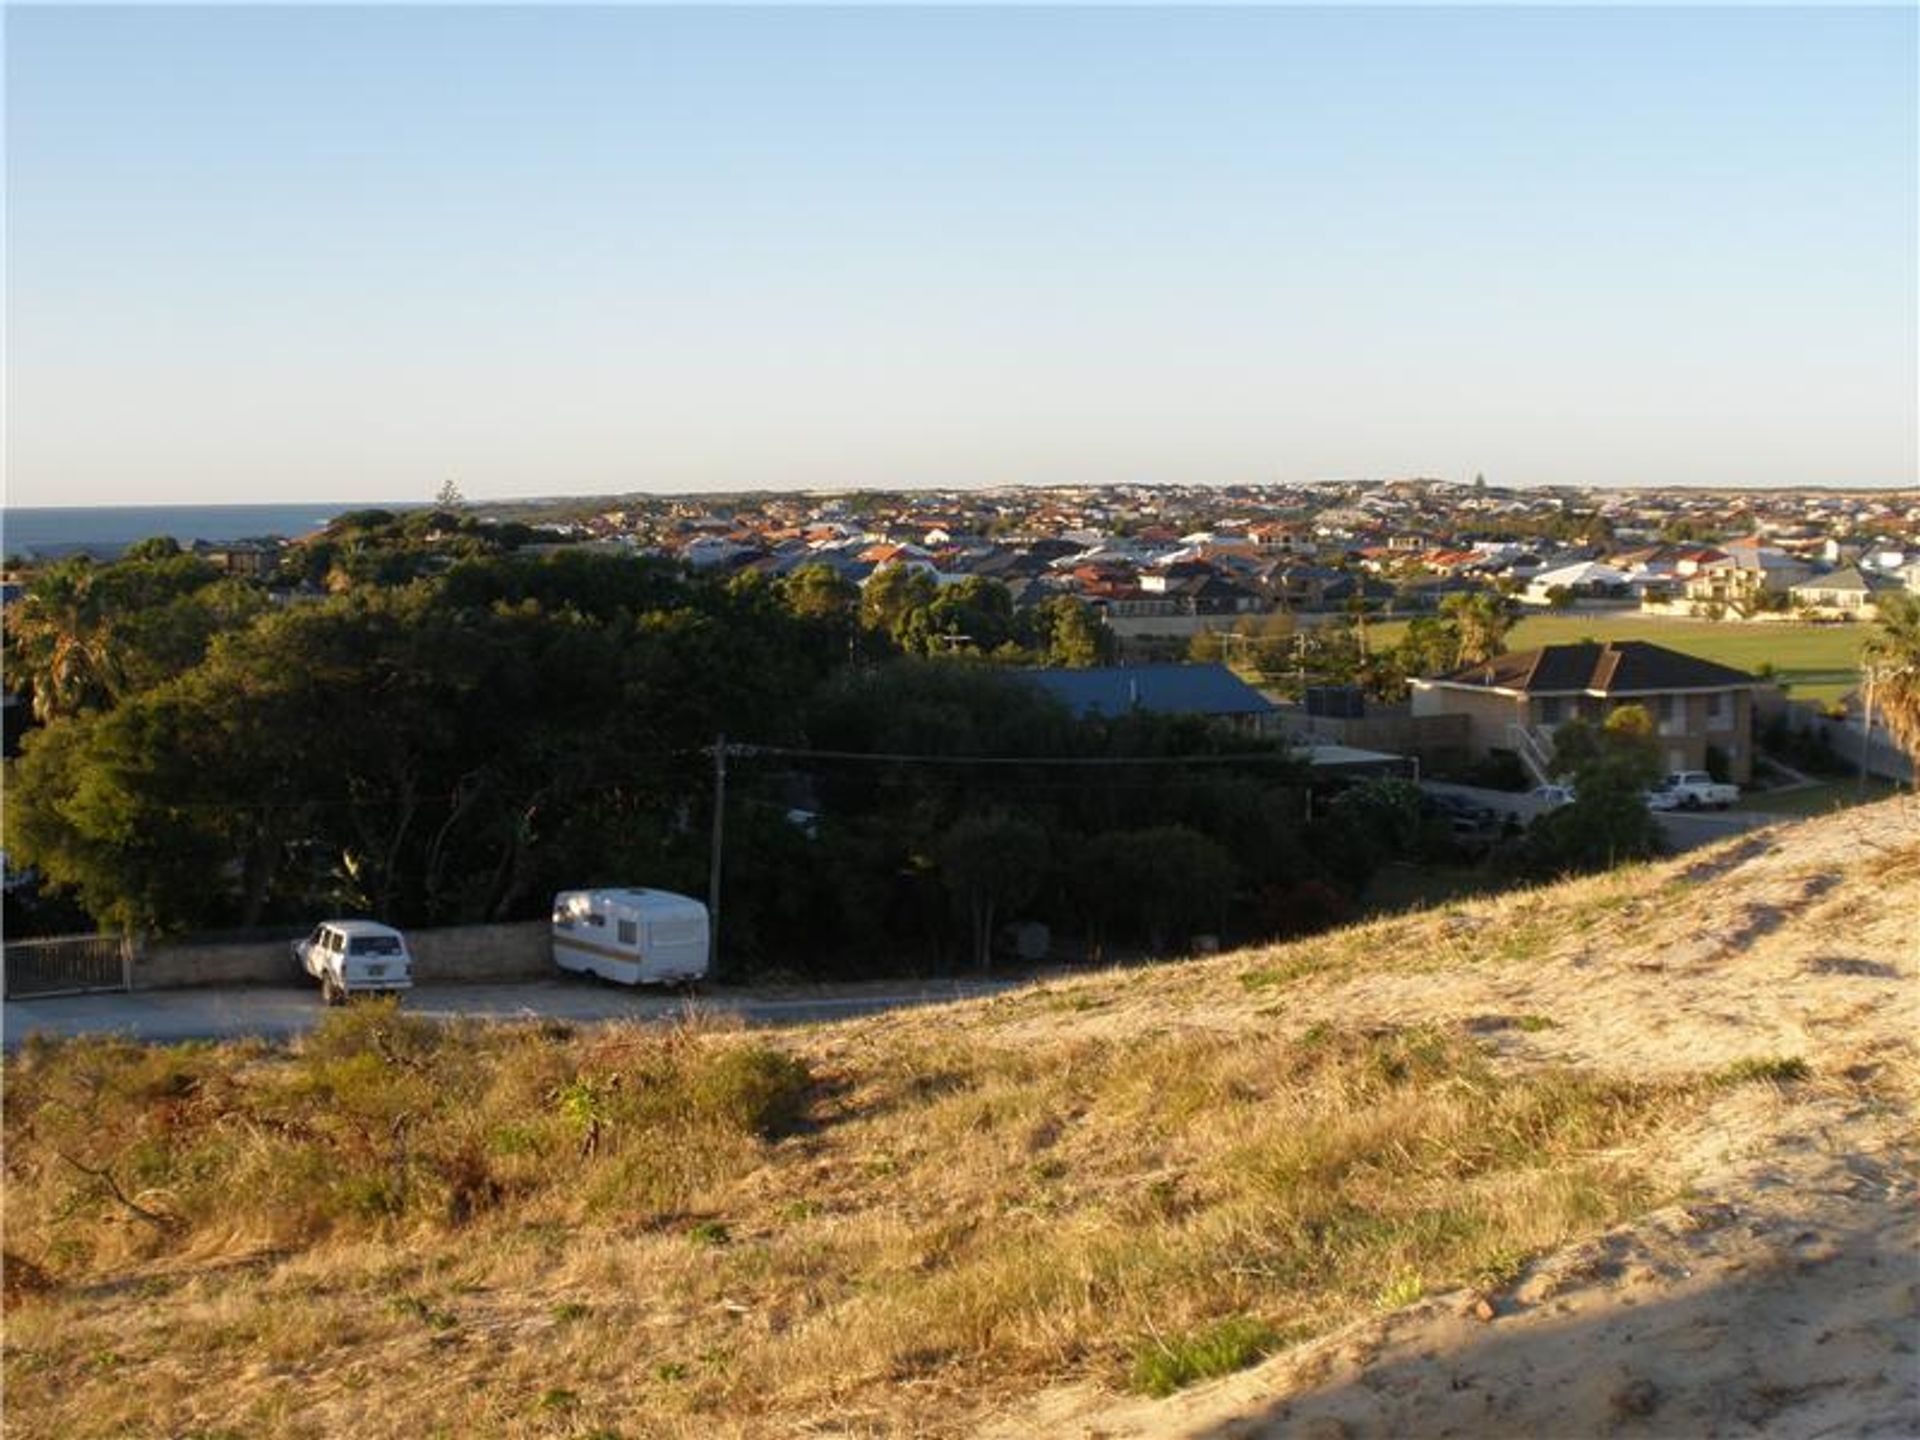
1655, 808, 1775, 850
1422, 781, 1780, 854
1, 978, 1024, 1049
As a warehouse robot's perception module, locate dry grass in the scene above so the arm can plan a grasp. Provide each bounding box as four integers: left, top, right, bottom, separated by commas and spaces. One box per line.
6, 798, 1915, 1438
4, 1007, 1689, 1438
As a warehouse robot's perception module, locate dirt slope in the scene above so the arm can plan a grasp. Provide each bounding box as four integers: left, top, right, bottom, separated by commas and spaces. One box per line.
976, 796, 1920, 1439
5, 797, 1915, 1439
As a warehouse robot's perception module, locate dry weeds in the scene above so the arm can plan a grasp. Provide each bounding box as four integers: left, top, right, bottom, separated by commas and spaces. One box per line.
4, 796, 1916, 1439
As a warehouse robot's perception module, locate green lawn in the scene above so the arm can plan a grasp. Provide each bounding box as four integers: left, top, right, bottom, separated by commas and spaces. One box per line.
1365, 613, 1867, 702
1742, 776, 1907, 818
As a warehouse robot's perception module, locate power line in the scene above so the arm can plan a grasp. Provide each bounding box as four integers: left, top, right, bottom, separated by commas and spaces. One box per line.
721, 742, 1306, 769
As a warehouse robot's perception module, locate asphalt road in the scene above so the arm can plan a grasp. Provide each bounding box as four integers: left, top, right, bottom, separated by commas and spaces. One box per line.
1, 978, 1024, 1049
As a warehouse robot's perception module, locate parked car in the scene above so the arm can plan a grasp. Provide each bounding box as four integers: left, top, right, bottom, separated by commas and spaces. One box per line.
1423, 791, 1502, 849
1527, 784, 1577, 810
1426, 791, 1499, 829
1652, 771, 1740, 810
1643, 786, 1683, 812
293, 920, 414, 1005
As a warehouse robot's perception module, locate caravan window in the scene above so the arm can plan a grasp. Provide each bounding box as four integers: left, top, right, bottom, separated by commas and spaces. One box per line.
586, 913, 605, 927
617, 919, 638, 946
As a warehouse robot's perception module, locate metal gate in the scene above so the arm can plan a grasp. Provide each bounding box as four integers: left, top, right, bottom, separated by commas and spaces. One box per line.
3, 933, 134, 999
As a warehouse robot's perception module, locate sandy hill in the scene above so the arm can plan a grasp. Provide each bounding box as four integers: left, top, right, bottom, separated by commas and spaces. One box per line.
4, 798, 1916, 1439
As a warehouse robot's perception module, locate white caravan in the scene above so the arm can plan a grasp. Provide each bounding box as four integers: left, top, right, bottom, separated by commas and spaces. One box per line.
551, 888, 710, 986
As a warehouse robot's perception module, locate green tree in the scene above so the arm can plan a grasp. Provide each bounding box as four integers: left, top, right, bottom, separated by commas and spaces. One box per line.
122, 535, 183, 561
4, 559, 120, 720
1187, 629, 1227, 665
935, 812, 1048, 969
1393, 616, 1458, 679
1522, 704, 1663, 877
1864, 591, 1920, 775
859, 564, 936, 645
1549, 705, 1662, 794
898, 576, 1016, 657
776, 564, 863, 666
1439, 591, 1514, 667
1074, 826, 1234, 954
3, 552, 247, 722
1224, 613, 1297, 685
1025, 595, 1111, 668
779, 563, 860, 624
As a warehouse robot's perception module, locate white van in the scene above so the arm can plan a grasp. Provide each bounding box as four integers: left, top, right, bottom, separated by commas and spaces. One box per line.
293, 920, 414, 1005
551, 889, 710, 986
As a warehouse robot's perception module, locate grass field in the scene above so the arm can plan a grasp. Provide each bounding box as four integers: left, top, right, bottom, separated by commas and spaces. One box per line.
1745, 775, 1907, 818
1364, 613, 1868, 702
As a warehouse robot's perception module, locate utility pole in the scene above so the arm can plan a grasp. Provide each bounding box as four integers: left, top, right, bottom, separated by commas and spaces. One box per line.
708, 734, 727, 979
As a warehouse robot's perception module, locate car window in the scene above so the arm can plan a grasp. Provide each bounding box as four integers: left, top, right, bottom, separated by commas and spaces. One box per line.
349, 935, 402, 956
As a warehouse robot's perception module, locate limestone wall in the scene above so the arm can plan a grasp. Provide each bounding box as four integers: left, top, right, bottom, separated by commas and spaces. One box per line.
131, 920, 553, 991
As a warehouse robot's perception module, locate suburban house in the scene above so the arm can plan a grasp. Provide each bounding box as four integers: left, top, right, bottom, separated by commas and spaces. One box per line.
1521, 560, 1629, 606
1020, 663, 1274, 732
1788, 565, 1895, 619
1667, 540, 1814, 617
1408, 640, 1760, 783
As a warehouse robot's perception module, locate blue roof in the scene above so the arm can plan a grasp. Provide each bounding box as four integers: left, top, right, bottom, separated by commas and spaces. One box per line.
1021, 664, 1274, 719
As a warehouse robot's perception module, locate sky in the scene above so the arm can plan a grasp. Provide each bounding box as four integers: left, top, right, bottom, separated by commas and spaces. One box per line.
6, 5, 1917, 507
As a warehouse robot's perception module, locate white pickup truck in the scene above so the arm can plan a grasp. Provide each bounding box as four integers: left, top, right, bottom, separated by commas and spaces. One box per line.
1652, 771, 1740, 810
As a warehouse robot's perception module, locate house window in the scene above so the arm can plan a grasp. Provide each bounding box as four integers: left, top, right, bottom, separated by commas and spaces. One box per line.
617, 919, 638, 946
1707, 692, 1732, 730
1538, 697, 1565, 725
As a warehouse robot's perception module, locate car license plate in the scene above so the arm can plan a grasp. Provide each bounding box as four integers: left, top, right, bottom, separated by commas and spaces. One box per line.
366, 964, 386, 978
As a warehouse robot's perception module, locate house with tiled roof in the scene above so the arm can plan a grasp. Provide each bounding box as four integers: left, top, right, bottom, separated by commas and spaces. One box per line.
1409, 640, 1760, 782
1672, 541, 1814, 616
1020, 663, 1274, 729
1788, 565, 1896, 619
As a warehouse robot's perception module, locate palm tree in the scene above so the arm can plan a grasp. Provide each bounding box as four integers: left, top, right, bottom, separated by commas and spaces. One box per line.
1863, 591, 1920, 780
3, 560, 123, 722
1441, 590, 1515, 668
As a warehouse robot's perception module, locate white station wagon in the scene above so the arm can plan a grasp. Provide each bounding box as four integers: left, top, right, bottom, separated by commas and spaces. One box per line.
293, 920, 414, 1005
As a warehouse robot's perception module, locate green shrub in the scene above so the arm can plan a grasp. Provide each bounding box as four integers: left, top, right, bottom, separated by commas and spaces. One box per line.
302, 997, 445, 1066
1712, 1056, 1809, 1087
1129, 1316, 1285, 1396
687, 1046, 813, 1139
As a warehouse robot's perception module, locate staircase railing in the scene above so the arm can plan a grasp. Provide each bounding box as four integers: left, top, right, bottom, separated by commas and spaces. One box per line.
1506, 723, 1556, 786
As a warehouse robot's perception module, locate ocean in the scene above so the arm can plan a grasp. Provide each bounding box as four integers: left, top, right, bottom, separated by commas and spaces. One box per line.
2, 503, 420, 560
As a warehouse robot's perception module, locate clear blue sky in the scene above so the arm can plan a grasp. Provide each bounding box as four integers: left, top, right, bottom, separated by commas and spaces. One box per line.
7, 5, 1916, 505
